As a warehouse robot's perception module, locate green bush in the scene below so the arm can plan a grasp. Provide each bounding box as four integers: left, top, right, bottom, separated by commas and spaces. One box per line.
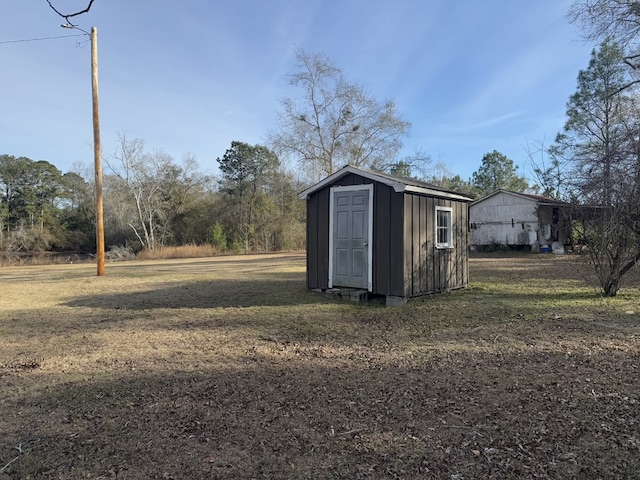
208, 222, 227, 251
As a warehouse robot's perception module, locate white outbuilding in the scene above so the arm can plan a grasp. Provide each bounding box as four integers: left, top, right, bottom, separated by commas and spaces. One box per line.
469, 190, 570, 252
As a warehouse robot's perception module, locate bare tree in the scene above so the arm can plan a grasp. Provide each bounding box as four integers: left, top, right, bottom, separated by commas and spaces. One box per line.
105, 132, 207, 251
525, 138, 567, 199
569, 0, 640, 80
270, 49, 410, 183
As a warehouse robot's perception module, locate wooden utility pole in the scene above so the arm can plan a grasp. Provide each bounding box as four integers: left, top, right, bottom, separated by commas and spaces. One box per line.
91, 26, 105, 276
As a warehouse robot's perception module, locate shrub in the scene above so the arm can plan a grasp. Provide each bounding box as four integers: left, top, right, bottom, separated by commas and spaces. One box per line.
208, 222, 228, 251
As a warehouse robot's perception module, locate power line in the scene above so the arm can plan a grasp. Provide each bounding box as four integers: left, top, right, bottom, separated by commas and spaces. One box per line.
0, 34, 80, 45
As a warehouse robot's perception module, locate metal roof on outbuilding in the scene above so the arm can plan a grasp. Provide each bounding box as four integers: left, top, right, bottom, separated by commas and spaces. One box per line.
471, 189, 568, 207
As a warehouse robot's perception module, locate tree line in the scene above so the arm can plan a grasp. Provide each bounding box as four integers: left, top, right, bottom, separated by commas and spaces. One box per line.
0, 154, 92, 254
0, 141, 530, 260
0, 144, 524, 261
0, 137, 306, 258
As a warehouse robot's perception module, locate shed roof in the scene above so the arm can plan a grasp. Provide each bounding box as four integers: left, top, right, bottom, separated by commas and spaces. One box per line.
471, 189, 568, 207
298, 165, 474, 201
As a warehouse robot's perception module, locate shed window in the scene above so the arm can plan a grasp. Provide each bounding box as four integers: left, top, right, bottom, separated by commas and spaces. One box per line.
436, 206, 453, 248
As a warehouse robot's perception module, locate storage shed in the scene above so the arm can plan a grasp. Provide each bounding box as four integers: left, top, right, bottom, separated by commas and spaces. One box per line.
298, 165, 474, 305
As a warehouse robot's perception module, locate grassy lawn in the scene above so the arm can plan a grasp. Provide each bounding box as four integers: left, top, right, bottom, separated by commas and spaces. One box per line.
0, 252, 639, 479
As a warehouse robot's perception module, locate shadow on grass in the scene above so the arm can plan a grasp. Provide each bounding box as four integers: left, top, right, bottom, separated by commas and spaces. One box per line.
63, 264, 323, 309
2, 348, 639, 480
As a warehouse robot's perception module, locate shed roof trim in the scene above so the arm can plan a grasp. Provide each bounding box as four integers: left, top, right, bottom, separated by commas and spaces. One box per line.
298, 165, 474, 201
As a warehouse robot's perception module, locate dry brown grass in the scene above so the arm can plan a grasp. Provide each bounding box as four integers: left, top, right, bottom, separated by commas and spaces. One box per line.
0, 252, 639, 479
135, 245, 305, 261
134, 244, 221, 260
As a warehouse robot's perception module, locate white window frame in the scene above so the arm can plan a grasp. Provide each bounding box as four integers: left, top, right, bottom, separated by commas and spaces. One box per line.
435, 206, 454, 249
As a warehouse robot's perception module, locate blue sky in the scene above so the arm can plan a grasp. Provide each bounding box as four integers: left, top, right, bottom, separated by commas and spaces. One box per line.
2, 1, 594, 183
